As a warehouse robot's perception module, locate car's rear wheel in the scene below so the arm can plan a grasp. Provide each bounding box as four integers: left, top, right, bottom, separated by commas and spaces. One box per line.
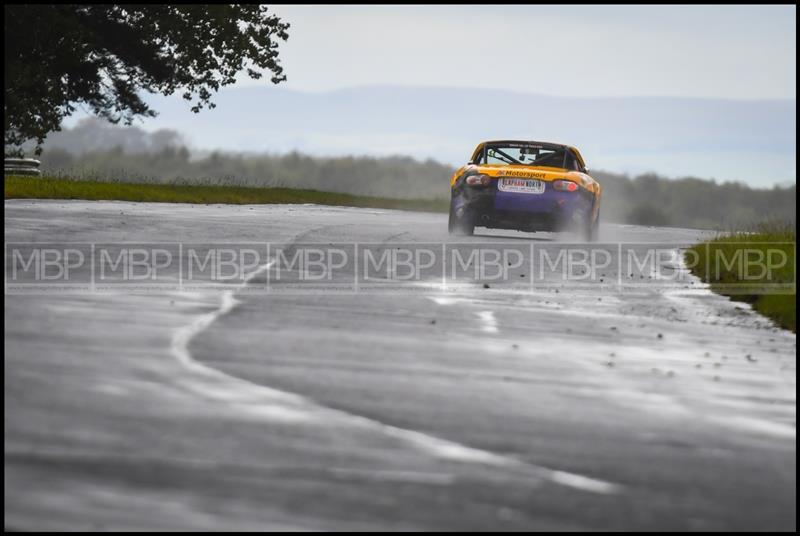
448, 203, 475, 236
583, 209, 599, 242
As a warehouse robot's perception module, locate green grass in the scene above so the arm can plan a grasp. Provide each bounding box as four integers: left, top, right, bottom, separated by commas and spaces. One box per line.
686, 222, 796, 332
4, 175, 449, 213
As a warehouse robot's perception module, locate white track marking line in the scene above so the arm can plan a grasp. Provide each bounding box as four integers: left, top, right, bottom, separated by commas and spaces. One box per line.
326, 468, 455, 485
169, 261, 621, 494
429, 296, 460, 306
550, 471, 621, 494
170, 261, 313, 422
476, 311, 499, 333
717, 416, 796, 439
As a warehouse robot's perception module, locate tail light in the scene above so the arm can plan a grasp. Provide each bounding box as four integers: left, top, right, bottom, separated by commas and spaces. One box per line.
553, 179, 579, 192
465, 174, 491, 186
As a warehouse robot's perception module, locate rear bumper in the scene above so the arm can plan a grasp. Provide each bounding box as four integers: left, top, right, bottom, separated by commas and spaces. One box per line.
452, 182, 594, 232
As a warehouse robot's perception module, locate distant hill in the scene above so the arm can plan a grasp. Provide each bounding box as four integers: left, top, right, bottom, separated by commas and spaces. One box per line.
47, 85, 795, 188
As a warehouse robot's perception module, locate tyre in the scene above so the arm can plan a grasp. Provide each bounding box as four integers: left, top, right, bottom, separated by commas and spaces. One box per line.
583, 210, 599, 242
448, 202, 475, 236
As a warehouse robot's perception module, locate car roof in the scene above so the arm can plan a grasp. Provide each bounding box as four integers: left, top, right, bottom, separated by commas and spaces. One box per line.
481, 139, 568, 148
472, 140, 586, 167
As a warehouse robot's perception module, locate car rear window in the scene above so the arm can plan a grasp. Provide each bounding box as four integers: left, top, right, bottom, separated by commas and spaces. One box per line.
479, 144, 578, 170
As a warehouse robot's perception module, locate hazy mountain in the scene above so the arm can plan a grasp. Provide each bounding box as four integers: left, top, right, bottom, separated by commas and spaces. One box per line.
55, 85, 795, 187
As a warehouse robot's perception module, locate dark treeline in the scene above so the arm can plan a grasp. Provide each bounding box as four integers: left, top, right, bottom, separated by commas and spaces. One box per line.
30, 119, 796, 230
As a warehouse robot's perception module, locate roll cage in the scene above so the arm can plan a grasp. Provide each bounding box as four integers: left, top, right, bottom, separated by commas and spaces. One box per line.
470, 141, 587, 172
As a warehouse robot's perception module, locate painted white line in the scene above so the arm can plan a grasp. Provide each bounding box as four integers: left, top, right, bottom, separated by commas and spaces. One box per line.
550, 471, 622, 494
169, 260, 621, 494
718, 416, 796, 440
169, 261, 312, 422
429, 296, 460, 306
326, 468, 455, 485
476, 311, 499, 333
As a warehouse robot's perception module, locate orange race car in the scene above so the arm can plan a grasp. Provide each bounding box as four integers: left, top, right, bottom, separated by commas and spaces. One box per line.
448, 140, 602, 241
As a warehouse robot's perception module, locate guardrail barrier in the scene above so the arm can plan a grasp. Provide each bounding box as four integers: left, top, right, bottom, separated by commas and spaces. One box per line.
5, 158, 42, 176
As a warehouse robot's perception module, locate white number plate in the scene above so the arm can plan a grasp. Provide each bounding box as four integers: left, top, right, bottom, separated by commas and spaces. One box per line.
498, 178, 545, 194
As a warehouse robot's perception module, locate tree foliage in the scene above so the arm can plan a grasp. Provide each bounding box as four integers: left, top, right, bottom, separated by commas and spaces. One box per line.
33, 120, 798, 231
4, 5, 289, 154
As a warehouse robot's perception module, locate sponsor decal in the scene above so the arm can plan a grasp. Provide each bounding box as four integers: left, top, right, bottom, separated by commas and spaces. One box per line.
498, 178, 545, 194
497, 169, 547, 179
504, 143, 544, 149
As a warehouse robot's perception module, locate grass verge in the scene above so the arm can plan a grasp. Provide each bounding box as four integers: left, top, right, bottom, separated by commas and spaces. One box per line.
4, 175, 449, 213
686, 223, 796, 332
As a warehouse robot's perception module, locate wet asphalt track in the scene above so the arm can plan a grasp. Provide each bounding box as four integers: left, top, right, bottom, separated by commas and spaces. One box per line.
4, 200, 796, 530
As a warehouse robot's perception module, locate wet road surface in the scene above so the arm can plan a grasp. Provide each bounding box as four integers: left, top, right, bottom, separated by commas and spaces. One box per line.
4, 200, 796, 530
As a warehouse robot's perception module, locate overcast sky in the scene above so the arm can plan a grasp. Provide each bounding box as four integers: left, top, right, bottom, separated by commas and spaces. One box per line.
59, 5, 796, 186
264, 4, 796, 100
